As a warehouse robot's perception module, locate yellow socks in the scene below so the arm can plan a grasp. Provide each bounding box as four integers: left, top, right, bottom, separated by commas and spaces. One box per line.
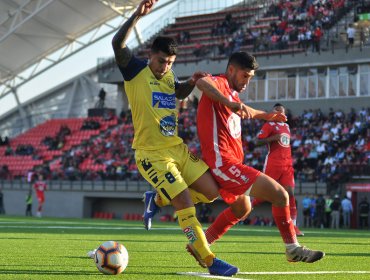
176, 207, 215, 266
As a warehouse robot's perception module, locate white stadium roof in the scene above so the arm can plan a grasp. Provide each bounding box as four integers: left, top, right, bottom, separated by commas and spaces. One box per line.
0, 0, 144, 98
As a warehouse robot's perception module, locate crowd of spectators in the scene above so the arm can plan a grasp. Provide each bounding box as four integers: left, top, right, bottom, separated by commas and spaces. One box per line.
242, 106, 369, 192
209, 0, 354, 57
1, 100, 368, 190
300, 192, 363, 229
49, 102, 369, 191
4, 144, 35, 156
46, 114, 136, 181
0, 136, 9, 146
42, 125, 71, 150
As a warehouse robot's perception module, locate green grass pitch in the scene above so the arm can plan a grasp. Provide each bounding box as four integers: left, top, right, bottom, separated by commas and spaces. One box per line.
0, 216, 369, 280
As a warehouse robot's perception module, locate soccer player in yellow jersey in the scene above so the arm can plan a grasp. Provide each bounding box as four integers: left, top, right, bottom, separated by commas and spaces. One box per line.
111, 0, 238, 276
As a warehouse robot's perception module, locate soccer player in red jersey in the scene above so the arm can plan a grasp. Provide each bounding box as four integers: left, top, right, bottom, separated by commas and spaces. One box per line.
196, 51, 324, 263
254, 103, 304, 236
33, 174, 47, 217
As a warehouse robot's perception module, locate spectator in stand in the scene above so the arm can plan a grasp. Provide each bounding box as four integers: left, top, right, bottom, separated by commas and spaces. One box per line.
0, 188, 5, 214
193, 42, 209, 57
315, 194, 326, 228
313, 26, 323, 52
309, 194, 317, 228
178, 30, 190, 44
303, 28, 310, 50
0, 165, 10, 180
330, 194, 341, 229
324, 195, 333, 228
358, 197, 369, 229
341, 195, 353, 229
346, 23, 356, 48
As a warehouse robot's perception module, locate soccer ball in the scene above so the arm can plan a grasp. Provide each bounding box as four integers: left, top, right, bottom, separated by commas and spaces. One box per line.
94, 241, 129, 275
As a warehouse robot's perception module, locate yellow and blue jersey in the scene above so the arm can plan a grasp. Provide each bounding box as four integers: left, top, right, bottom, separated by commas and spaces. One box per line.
118, 55, 182, 150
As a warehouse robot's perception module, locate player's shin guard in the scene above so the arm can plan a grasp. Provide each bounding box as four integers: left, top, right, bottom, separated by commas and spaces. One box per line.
289, 196, 297, 225
205, 207, 240, 245
176, 207, 215, 266
272, 205, 298, 245
189, 189, 216, 204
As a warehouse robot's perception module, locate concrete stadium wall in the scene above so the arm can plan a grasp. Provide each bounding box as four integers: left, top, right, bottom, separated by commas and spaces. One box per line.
0, 179, 326, 228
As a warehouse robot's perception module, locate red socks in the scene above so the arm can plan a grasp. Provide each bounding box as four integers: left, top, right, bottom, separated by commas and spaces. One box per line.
289, 196, 297, 223
272, 205, 297, 244
205, 207, 240, 245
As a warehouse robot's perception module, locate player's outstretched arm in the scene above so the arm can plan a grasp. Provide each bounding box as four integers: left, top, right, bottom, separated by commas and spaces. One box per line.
112, 0, 158, 68
253, 111, 287, 122
176, 71, 209, 99
255, 134, 281, 146
196, 76, 241, 110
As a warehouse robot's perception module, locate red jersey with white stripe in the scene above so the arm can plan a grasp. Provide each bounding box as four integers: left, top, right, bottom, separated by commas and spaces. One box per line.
197, 75, 244, 168
197, 75, 260, 204
257, 121, 292, 165
33, 181, 47, 195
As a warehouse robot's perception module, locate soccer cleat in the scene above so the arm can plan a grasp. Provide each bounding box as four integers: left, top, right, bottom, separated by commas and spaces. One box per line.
142, 191, 159, 230
286, 246, 325, 263
208, 258, 239, 276
87, 249, 97, 259
294, 226, 304, 236
186, 243, 207, 268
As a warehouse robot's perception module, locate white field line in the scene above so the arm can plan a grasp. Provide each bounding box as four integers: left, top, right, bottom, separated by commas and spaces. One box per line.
0, 225, 154, 230
238, 271, 370, 275
0, 222, 370, 237
177, 271, 370, 280
177, 272, 250, 280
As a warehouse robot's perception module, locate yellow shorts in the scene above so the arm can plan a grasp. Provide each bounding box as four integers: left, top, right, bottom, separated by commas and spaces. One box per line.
135, 143, 209, 205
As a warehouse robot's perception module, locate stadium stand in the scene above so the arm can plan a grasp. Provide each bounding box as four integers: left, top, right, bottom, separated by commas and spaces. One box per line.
0, 117, 118, 179
0, 1, 369, 221
134, 0, 357, 63
3, 103, 365, 196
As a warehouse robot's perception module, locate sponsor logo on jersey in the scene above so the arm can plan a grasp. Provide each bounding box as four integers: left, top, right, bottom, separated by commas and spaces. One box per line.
227, 113, 241, 139
164, 77, 175, 89
159, 114, 176, 136
279, 132, 290, 147
152, 92, 176, 109
150, 80, 160, 86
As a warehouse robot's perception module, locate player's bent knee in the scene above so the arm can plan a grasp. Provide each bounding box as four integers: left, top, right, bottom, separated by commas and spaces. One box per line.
275, 189, 289, 207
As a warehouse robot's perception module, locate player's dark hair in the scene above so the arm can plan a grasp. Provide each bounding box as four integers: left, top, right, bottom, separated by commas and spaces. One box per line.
227, 52, 259, 70
273, 103, 285, 108
151, 36, 177, 55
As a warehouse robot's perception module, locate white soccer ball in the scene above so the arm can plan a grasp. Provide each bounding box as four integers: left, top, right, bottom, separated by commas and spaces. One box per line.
94, 241, 129, 275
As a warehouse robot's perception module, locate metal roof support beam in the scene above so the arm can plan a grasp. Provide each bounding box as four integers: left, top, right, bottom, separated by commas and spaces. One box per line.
10, 87, 31, 131
65, 79, 79, 118
0, 0, 56, 43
